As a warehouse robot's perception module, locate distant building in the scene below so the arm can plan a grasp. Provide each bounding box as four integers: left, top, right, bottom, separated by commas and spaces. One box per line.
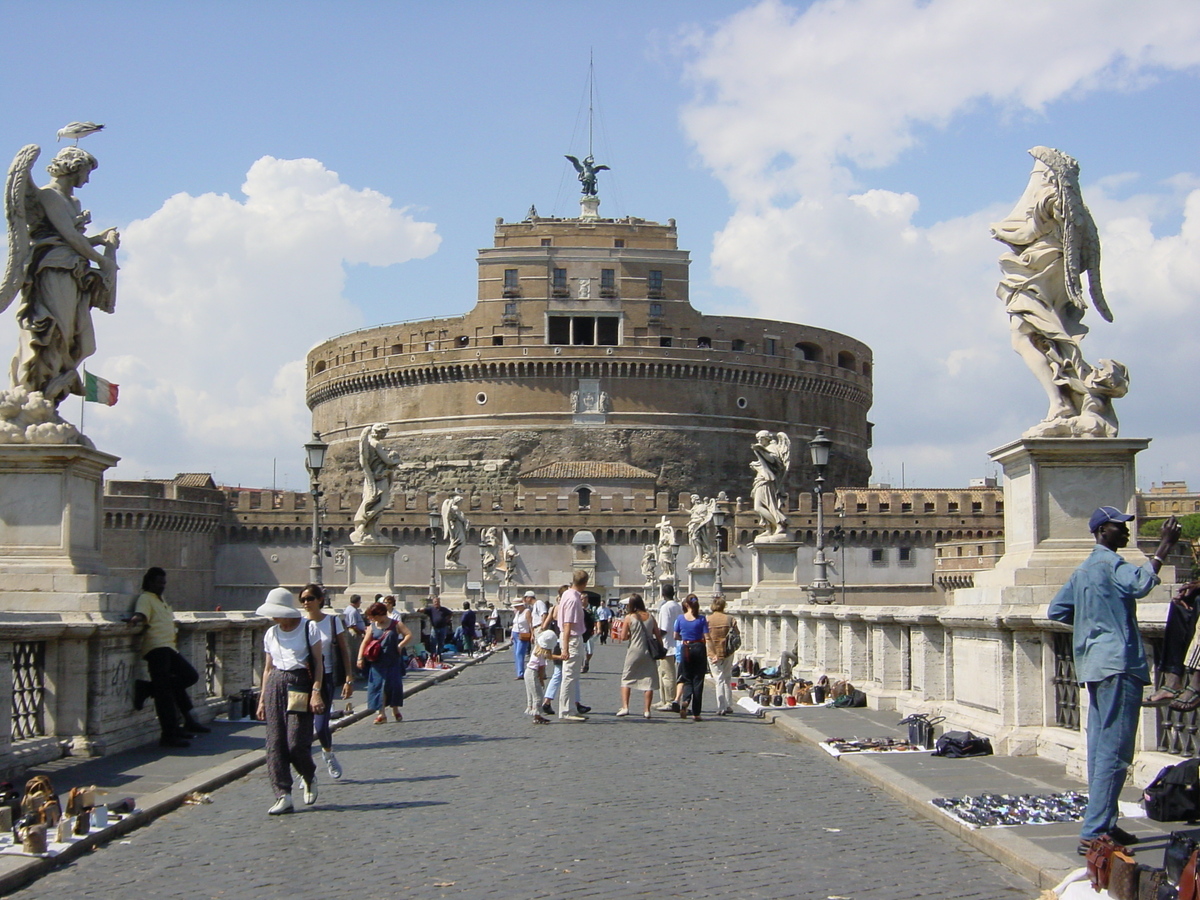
1139, 481, 1200, 518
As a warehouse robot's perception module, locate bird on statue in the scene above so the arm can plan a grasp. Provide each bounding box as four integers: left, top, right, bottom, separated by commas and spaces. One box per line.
56, 122, 105, 144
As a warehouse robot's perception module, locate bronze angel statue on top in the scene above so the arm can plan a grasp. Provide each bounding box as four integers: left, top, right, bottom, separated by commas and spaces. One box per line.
565, 155, 609, 197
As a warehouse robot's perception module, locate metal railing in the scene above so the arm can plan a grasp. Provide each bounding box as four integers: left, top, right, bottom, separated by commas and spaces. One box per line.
11, 641, 46, 741
1051, 632, 1080, 731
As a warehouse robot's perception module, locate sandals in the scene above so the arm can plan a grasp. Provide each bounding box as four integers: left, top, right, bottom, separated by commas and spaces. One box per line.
373, 714, 386, 724
532, 715, 550, 725
1170, 689, 1200, 712
1144, 687, 1184, 707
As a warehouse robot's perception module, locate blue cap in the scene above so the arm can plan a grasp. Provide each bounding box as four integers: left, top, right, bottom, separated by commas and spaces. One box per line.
1089, 506, 1134, 533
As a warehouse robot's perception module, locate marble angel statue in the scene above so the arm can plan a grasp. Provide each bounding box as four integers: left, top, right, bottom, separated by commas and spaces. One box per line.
442, 495, 469, 567
351, 424, 402, 544
751, 430, 791, 541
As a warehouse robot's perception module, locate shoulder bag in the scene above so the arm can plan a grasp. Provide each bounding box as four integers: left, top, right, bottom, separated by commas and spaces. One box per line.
724, 621, 742, 656
642, 616, 667, 660
361, 620, 394, 663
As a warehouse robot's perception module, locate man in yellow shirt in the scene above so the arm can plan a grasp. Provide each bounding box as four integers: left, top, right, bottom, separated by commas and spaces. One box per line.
128, 568, 207, 748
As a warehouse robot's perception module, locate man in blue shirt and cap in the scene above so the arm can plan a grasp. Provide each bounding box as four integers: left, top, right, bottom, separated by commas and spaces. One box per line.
1048, 506, 1181, 854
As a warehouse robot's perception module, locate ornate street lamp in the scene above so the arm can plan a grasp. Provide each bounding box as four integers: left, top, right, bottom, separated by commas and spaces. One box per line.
304, 432, 328, 586
712, 503, 727, 601
807, 428, 835, 604
428, 508, 442, 599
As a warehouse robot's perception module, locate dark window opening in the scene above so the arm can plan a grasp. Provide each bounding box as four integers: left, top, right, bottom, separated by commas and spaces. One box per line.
548, 317, 571, 345
649, 302, 662, 317
614, 239, 625, 248
648, 269, 664, 298
600, 268, 616, 297
697, 336, 711, 348
548, 316, 620, 346
504, 302, 517, 316
596, 317, 619, 345
731, 339, 746, 352
899, 547, 912, 562
573, 317, 595, 345
796, 342, 822, 362
837, 350, 856, 369
764, 338, 777, 356
492, 336, 504, 346
553, 268, 567, 289
660, 336, 672, 348
503, 269, 520, 297
576, 487, 591, 509
456, 335, 470, 347
540, 238, 551, 246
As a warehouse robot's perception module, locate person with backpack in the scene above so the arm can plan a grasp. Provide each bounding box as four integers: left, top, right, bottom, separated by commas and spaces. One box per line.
705, 597, 739, 716
358, 601, 412, 724
1048, 507, 1181, 854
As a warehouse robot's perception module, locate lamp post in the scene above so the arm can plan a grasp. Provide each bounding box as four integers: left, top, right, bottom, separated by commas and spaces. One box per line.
807, 428, 835, 604
712, 503, 727, 600
428, 509, 442, 599
304, 432, 328, 587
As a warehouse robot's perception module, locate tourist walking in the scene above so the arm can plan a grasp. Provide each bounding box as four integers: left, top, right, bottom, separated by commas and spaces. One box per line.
617, 594, 660, 719
341, 593, 367, 670
487, 603, 502, 644
706, 597, 739, 716
674, 595, 709, 721
539, 585, 589, 717
525, 629, 556, 725
557, 570, 590, 721
596, 601, 612, 644
255, 588, 324, 815
459, 602, 477, 656
656, 584, 683, 712
129, 567, 209, 749
359, 600, 412, 724
512, 594, 533, 680
1048, 508, 1180, 853
300, 584, 354, 779
424, 596, 453, 655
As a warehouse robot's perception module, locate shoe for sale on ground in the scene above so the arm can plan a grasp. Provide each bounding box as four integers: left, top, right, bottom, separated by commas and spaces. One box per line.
268, 794, 294, 815
323, 750, 342, 780
302, 775, 318, 806
560, 713, 588, 722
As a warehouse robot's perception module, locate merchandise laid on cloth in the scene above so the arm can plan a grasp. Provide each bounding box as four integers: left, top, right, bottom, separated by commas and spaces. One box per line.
733, 672, 865, 709
929, 791, 1146, 830
0, 776, 137, 858
819, 736, 932, 757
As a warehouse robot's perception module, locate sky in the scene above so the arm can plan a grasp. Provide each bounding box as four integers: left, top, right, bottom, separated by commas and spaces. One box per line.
1, 0, 1198, 494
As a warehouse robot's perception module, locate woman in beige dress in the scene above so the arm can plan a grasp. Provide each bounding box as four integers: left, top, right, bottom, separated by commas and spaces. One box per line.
617, 594, 661, 719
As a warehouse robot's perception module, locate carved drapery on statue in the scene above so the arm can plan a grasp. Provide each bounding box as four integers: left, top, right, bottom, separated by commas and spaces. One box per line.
751, 431, 790, 541
442, 495, 468, 568
991, 147, 1126, 438
350, 424, 402, 544
1, 143, 119, 443
687, 494, 717, 568
655, 516, 676, 581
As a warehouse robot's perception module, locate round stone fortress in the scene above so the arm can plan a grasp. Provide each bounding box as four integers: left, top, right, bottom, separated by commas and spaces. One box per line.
306, 207, 874, 500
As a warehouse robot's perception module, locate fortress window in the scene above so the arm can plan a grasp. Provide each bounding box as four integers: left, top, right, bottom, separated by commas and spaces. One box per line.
648, 269, 663, 298
503, 269, 520, 297
947, 501, 960, 513
492, 336, 504, 346
649, 303, 662, 317
901, 502, 912, 512
971, 501, 983, 513
540, 238, 551, 246
576, 487, 592, 509
924, 502, 936, 513
796, 342, 822, 362
862, 361, 872, 377
899, 547, 913, 563
614, 239, 625, 248
871, 548, 886, 565
390, 344, 403, 354
697, 336, 711, 348
504, 302, 517, 316
313, 360, 326, 374
547, 316, 620, 346
731, 339, 746, 352
553, 268, 567, 289
879, 502, 890, 512
456, 335, 470, 347
600, 269, 616, 297
764, 338, 777, 356
660, 336, 672, 348
837, 351, 856, 369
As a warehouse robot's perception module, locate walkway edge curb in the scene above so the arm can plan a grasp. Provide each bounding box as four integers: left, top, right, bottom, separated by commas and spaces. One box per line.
0, 650, 497, 898
769, 711, 1077, 890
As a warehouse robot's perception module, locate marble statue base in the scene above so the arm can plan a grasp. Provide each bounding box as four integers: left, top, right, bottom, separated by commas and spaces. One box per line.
343, 543, 397, 604
439, 566, 469, 604
0, 444, 129, 612
951, 437, 1170, 605
687, 565, 716, 597
738, 541, 802, 606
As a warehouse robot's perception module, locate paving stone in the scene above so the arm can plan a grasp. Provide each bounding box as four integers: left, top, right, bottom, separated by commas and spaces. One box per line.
11, 645, 1036, 899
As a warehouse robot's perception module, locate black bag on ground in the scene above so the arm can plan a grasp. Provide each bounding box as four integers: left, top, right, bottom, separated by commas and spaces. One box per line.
831, 689, 867, 708
932, 730, 993, 758
897, 713, 946, 749
1144, 759, 1200, 823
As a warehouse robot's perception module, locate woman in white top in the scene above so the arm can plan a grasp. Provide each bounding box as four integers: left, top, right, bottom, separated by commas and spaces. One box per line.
256, 587, 325, 816
300, 584, 354, 781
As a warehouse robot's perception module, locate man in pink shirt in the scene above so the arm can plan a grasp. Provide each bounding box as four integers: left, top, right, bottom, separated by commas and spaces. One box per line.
556, 570, 589, 721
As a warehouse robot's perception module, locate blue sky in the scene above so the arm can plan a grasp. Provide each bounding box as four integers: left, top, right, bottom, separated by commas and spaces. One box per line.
1, 0, 1198, 495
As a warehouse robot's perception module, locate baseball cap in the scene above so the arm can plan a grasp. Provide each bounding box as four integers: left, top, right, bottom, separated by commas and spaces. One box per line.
1088, 506, 1134, 533
523, 590, 536, 598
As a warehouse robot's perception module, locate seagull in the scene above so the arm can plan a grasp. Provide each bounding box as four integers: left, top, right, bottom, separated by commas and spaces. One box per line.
56, 122, 105, 145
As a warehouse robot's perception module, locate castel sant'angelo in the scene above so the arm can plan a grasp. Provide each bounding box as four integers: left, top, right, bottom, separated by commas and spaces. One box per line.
305, 172, 874, 505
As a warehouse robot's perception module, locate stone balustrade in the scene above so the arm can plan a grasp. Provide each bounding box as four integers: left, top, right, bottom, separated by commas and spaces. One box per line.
730, 599, 1184, 787
0, 612, 269, 778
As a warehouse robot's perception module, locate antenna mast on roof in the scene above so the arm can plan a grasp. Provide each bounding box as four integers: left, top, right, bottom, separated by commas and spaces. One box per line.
588, 49, 594, 159
565, 51, 609, 218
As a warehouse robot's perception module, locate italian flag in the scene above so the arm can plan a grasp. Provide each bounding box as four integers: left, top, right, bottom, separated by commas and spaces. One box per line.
83, 371, 118, 406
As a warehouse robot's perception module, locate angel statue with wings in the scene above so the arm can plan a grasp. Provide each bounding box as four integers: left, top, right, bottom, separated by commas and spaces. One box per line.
442, 495, 469, 568
565, 154, 609, 197
351, 424, 402, 544
991, 147, 1127, 438
2, 144, 119, 408
751, 431, 791, 541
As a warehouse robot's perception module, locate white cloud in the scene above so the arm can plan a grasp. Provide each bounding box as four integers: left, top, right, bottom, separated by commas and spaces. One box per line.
2, 156, 440, 484
682, 0, 1200, 489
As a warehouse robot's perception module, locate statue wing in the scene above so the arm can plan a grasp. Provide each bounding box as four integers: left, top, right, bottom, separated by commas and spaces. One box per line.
564, 155, 584, 175
595, 165, 610, 173
0, 144, 41, 315
357, 426, 374, 473
441, 498, 456, 537
776, 432, 792, 471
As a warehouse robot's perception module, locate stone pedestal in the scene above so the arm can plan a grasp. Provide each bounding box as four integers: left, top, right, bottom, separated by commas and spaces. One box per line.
952, 437, 1160, 606
579, 195, 600, 220
343, 543, 397, 603
687, 565, 716, 597
739, 541, 802, 605
0, 444, 129, 612
439, 567, 469, 604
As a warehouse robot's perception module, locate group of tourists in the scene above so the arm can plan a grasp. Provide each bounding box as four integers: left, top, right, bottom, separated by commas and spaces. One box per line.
512, 572, 741, 725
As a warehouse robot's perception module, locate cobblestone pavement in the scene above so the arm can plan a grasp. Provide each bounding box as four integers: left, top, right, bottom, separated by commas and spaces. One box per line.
13, 645, 1036, 900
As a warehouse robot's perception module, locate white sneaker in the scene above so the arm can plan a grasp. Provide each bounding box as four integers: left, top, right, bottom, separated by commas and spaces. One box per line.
268, 794, 294, 815
302, 775, 318, 806
323, 750, 342, 780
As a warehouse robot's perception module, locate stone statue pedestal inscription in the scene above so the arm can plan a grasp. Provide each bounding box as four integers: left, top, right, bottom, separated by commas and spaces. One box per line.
439, 567, 469, 604
0, 445, 129, 612
343, 543, 397, 603
951, 437, 1167, 606
687, 565, 716, 597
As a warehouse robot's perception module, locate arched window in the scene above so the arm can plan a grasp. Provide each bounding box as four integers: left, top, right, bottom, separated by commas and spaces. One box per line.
837, 351, 856, 370
576, 486, 592, 509
795, 342, 822, 362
